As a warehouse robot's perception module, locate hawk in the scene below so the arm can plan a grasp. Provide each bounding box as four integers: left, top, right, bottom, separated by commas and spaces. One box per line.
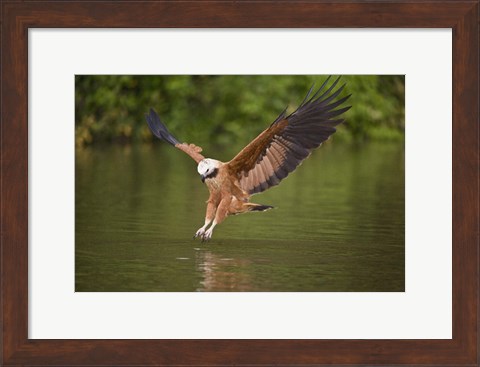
146, 77, 351, 241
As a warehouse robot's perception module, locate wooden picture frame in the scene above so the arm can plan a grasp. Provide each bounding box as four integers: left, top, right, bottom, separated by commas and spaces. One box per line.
1, 1, 478, 365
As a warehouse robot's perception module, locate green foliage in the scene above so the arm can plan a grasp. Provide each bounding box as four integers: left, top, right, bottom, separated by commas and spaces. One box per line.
75, 75, 404, 147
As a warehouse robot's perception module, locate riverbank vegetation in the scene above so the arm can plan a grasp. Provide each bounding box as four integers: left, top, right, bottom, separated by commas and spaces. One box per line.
75, 75, 404, 148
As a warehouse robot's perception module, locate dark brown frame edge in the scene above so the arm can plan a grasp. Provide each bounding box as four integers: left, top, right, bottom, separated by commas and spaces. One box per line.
1, 1, 478, 366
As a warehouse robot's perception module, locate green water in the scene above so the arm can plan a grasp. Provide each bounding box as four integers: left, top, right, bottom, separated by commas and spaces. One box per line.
75, 141, 404, 292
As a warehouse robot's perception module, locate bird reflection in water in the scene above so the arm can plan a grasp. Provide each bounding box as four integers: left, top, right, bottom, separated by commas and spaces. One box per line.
195, 250, 254, 292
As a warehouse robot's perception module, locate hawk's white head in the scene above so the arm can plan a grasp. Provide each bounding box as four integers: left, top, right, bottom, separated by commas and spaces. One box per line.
197, 159, 221, 183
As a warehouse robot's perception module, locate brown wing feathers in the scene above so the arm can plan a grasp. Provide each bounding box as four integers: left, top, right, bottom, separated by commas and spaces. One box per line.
174, 143, 205, 163
227, 77, 351, 195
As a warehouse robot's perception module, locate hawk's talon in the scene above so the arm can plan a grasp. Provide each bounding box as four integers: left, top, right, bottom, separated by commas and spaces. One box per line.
201, 228, 214, 242
194, 227, 206, 239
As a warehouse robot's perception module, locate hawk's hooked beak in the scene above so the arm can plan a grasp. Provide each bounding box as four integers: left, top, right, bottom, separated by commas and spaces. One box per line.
201, 174, 206, 183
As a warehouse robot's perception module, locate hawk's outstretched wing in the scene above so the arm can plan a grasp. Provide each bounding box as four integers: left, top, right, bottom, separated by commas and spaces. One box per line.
146, 108, 205, 163
226, 77, 351, 195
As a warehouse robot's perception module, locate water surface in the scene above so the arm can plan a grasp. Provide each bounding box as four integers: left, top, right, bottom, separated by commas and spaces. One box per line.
75, 141, 404, 292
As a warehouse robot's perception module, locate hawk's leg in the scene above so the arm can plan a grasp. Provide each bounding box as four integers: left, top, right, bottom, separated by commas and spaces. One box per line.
202, 196, 232, 242
194, 200, 217, 239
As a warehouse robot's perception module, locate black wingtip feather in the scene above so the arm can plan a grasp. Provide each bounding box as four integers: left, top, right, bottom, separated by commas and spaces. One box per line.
298, 84, 316, 108
312, 76, 341, 104
145, 108, 180, 146
290, 76, 348, 119
271, 106, 289, 126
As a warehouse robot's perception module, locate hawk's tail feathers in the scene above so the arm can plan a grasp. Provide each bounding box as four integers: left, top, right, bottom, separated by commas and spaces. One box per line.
248, 204, 274, 212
